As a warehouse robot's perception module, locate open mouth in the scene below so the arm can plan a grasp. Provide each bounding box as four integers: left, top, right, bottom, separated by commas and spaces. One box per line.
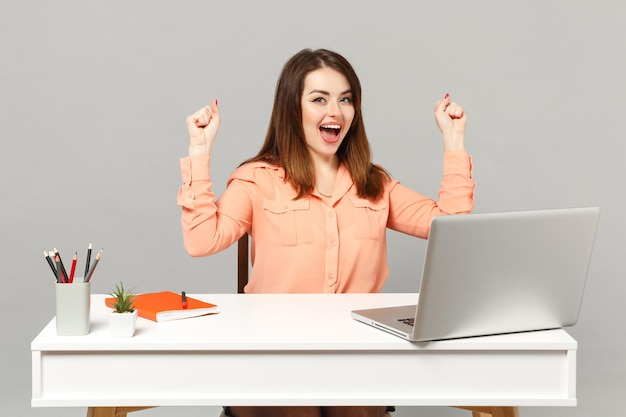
319, 124, 341, 143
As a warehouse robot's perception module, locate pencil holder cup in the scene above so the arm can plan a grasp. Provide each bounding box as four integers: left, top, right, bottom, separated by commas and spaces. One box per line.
55, 281, 90, 336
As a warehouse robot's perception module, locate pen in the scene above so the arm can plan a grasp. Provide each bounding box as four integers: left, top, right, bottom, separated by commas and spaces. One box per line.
181, 291, 188, 309
84, 249, 102, 282
69, 252, 77, 283
44, 250, 59, 282
53, 248, 69, 284
84, 243, 92, 279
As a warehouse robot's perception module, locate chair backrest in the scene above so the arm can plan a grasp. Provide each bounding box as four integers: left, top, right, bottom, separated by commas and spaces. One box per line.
237, 234, 249, 294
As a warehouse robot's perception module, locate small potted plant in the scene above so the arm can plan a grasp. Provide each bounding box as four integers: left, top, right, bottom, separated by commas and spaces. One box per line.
109, 282, 138, 337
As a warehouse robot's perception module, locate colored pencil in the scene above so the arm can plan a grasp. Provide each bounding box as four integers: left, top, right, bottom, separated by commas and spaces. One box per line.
44, 250, 59, 282
85, 249, 102, 282
69, 252, 77, 283
54, 254, 64, 283
53, 248, 69, 283
84, 243, 92, 279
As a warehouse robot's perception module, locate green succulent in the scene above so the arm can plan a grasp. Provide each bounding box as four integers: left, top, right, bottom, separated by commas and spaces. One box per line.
110, 282, 136, 313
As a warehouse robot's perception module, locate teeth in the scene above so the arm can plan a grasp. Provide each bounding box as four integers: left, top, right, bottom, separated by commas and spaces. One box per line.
321, 124, 341, 130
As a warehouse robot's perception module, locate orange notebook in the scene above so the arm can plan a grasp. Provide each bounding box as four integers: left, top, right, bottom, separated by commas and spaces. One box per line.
105, 291, 218, 322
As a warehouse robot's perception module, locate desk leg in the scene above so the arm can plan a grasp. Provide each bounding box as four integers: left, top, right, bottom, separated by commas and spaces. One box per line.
86, 407, 155, 417
454, 406, 520, 417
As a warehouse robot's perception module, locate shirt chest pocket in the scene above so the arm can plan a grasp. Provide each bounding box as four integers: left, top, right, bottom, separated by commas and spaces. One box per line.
348, 196, 388, 240
262, 199, 313, 246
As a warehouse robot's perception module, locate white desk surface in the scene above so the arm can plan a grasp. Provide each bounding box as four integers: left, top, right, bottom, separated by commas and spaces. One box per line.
32, 293, 577, 408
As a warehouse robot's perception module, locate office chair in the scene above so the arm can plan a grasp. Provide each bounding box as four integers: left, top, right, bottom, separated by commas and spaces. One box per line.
237, 233, 249, 294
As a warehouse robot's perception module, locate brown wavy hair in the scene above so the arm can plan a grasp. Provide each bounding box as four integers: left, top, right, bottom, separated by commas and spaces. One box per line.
245, 48, 389, 201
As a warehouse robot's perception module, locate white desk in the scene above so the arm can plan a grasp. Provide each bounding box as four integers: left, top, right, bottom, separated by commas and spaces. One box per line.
32, 293, 577, 417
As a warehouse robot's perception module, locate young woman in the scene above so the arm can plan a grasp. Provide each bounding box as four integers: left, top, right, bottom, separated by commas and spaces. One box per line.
178, 49, 474, 417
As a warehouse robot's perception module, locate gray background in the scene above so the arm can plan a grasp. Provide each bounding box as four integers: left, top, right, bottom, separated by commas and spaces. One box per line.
1, 1, 624, 416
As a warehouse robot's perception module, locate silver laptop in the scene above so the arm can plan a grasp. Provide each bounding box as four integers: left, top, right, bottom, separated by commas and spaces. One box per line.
352, 207, 600, 341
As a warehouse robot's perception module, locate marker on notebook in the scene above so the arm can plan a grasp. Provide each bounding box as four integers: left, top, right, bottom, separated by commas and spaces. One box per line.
181, 291, 188, 309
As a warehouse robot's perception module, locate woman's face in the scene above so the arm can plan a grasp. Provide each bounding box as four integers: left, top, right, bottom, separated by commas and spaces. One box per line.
300, 67, 355, 163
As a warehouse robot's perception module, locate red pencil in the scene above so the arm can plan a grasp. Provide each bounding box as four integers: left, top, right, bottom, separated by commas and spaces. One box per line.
69, 252, 77, 283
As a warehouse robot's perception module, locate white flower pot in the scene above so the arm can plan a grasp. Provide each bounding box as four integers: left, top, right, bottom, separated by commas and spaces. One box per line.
109, 309, 138, 337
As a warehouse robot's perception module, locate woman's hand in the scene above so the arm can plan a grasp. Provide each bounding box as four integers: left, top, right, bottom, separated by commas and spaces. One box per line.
434, 93, 466, 151
185, 99, 220, 155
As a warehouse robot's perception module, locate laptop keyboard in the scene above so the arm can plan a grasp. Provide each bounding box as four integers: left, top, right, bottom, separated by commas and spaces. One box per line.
398, 318, 415, 326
